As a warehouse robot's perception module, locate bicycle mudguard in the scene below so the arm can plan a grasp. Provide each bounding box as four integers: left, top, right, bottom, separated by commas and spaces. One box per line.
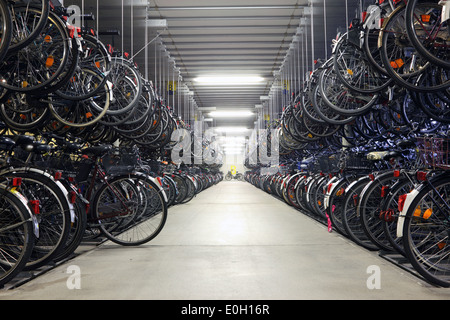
6, 184, 39, 238
135, 171, 169, 202
396, 188, 420, 238
439, 0, 449, 22
0, 167, 76, 223
323, 177, 341, 209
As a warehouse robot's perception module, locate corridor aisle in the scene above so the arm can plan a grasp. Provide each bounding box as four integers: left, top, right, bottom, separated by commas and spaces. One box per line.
1, 181, 449, 300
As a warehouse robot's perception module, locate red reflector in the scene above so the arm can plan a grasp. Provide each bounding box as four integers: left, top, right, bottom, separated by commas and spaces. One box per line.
369, 174, 375, 181
69, 191, 77, 204
54, 171, 62, 180
417, 171, 427, 182
398, 194, 407, 212
327, 183, 333, 193
29, 200, 40, 214
381, 186, 388, 198
12, 177, 22, 187
362, 11, 367, 22
353, 194, 359, 206
393, 170, 400, 177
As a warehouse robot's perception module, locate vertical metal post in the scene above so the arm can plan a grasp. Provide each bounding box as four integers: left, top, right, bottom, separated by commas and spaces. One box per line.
324, 0, 328, 59
310, 1, 315, 69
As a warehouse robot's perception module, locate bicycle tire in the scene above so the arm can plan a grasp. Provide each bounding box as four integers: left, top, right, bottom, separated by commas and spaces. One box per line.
93, 173, 168, 246
0, 0, 12, 62
0, 184, 35, 288
405, 0, 450, 69
402, 173, 450, 287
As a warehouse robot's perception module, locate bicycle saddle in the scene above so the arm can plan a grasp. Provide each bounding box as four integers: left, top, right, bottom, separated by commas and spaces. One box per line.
32, 142, 53, 154
0, 136, 15, 151
82, 145, 111, 157
64, 143, 82, 153
13, 135, 35, 146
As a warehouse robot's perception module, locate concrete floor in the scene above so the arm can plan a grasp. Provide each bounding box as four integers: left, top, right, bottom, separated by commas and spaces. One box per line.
1, 181, 449, 300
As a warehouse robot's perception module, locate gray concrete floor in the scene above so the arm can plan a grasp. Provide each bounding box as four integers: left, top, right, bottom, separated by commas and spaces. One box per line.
1, 181, 449, 300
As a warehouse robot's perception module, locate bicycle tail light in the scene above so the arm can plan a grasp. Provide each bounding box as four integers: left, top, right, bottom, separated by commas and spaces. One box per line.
69, 191, 77, 204
29, 200, 40, 215
12, 177, 22, 187
416, 171, 427, 182
398, 194, 407, 212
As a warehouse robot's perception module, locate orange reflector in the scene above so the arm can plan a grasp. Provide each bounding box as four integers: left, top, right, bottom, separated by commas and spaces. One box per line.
46, 56, 55, 68
390, 59, 404, 69
86, 112, 93, 119
44, 35, 52, 43
414, 206, 422, 217
421, 14, 431, 23
423, 208, 432, 220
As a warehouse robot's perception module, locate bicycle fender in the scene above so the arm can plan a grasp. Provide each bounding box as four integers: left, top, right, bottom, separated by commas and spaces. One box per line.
324, 177, 339, 209
439, 0, 450, 22
134, 171, 168, 202
0, 167, 75, 223
396, 188, 420, 238
7, 185, 39, 238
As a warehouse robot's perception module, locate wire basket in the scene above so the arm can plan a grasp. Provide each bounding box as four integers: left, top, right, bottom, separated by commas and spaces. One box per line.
101, 149, 139, 174
416, 136, 450, 170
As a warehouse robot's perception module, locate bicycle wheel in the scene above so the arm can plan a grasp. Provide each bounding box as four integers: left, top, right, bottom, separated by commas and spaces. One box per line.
0, 91, 50, 132
8, 0, 50, 53
326, 176, 353, 236
319, 62, 378, 116
0, 169, 72, 269
358, 171, 400, 251
342, 176, 380, 250
0, 9, 70, 93
47, 79, 111, 128
0, 184, 35, 288
402, 173, 450, 287
0, 0, 12, 63
93, 173, 168, 246
334, 37, 393, 94
179, 175, 196, 204
405, 0, 450, 69
379, 3, 450, 92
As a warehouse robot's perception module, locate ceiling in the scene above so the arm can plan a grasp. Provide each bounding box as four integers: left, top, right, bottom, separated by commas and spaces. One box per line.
63, 0, 359, 133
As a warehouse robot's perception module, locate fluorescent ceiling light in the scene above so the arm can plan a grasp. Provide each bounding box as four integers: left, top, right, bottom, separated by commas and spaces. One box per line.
194, 76, 264, 86
210, 111, 254, 118
215, 127, 249, 133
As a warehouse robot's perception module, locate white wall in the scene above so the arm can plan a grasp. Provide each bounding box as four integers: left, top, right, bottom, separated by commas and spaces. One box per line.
223, 153, 245, 174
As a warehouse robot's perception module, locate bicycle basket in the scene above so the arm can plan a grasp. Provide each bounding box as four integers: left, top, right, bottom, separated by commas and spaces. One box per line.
101, 149, 138, 175
416, 136, 450, 170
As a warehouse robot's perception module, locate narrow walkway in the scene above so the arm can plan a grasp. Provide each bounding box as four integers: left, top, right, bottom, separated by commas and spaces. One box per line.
1, 181, 449, 300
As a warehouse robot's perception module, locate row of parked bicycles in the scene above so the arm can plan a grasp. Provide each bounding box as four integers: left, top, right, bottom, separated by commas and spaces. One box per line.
0, 1, 223, 288
246, 0, 450, 287
0, 0, 188, 151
